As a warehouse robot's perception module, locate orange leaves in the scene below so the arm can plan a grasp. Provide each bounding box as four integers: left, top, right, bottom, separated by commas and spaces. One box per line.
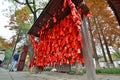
10, 6, 31, 24
84, 0, 119, 47
0, 37, 14, 49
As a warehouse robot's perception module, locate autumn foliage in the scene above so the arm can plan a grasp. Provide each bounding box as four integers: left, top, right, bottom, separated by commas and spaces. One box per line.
0, 37, 13, 49
85, 0, 120, 48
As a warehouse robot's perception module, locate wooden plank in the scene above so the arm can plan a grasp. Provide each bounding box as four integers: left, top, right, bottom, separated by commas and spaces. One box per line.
81, 17, 96, 80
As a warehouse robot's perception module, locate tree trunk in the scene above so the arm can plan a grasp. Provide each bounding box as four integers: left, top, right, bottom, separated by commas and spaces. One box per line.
33, 0, 37, 21
98, 31, 109, 68
96, 17, 114, 68
93, 17, 109, 68
100, 29, 114, 68
87, 18, 100, 69
81, 17, 96, 80
7, 33, 20, 67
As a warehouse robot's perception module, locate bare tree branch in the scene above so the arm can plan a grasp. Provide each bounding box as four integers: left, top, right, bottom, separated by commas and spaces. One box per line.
26, 0, 34, 14
14, 0, 33, 5
34, 8, 44, 13
33, 0, 36, 11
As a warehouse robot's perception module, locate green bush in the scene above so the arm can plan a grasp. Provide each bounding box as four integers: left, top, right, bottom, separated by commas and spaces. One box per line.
44, 66, 53, 71
69, 68, 76, 74
82, 68, 86, 74
69, 68, 86, 75
4, 48, 13, 65
70, 68, 120, 75
1, 65, 9, 69
96, 68, 120, 74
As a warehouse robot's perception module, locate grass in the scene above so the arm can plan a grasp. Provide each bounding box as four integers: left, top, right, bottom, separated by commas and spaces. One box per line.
1, 65, 9, 69
69, 68, 120, 75
96, 68, 120, 74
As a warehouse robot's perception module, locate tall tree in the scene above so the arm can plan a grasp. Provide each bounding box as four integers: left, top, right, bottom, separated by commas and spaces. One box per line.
93, 17, 109, 68
87, 18, 100, 68
14, 0, 48, 21
6, 6, 32, 65
12, 0, 48, 60
3, 0, 48, 68
85, 0, 119, 67
95, 17, 114, 67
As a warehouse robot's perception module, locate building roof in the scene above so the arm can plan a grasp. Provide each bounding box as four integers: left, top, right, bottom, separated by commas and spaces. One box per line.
28, 0, 90, 36
28, 0, 120, 36
107, 0, 120, 25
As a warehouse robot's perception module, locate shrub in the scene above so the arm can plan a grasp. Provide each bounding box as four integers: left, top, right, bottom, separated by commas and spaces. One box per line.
70, 68, 120, 75
69, 68, 76, 74
96, 68, 120, 74
44, 66, 53, 71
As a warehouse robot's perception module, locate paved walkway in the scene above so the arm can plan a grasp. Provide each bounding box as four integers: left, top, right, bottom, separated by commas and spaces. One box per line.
0, 68, 120, 80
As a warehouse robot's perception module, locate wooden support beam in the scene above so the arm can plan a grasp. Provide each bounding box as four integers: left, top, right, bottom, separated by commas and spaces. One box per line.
17, 45, 28, 71
81, 17, 96, 80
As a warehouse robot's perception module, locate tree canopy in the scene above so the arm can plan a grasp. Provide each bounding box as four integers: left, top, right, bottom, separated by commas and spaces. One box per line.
85, 0, 120, 48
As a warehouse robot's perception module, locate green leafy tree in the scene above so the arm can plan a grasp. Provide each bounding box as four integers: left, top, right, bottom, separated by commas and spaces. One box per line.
112, 48, 120, 60
4, 48, 13, 66
6, 6, 33, 65
3, 0, 48, 67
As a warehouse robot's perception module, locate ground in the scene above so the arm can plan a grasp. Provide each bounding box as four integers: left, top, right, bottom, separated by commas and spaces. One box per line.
0, 68, 120, 80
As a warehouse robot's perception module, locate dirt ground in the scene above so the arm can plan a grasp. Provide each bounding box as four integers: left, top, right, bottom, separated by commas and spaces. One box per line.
29, 71, 120, 80
1, 68, 120, 80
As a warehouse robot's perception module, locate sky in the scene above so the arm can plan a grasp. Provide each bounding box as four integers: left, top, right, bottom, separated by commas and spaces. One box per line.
0, 0, 15, 40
